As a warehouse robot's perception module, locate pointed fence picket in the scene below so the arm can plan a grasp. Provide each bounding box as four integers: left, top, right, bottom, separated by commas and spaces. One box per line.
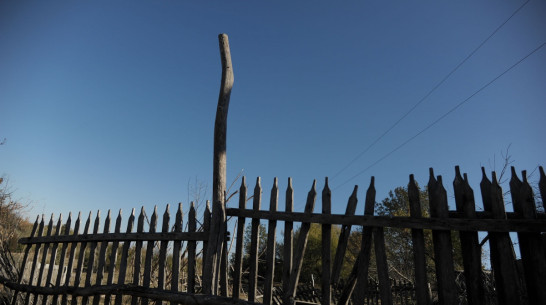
3, 166, 546, 305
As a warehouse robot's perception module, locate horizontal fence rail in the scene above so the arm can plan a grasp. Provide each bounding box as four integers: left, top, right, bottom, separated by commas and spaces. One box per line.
3, 166, 546, 305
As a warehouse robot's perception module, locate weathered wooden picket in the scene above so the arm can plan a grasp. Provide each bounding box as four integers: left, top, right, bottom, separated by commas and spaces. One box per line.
2, 166, 546, 305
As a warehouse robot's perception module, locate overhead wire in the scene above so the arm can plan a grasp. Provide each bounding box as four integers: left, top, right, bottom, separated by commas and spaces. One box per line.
333, 41, 546, 190
330, 0, 531, 182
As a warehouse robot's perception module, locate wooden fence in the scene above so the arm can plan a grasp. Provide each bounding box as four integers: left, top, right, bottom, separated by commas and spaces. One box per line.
1, 166, 546, 305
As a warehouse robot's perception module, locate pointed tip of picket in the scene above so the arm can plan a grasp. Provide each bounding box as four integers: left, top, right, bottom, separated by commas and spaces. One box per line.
273, 177, 278, 188
311, 179, 317, 190
428, 168, 437, 186
141, 206, 145, 213
369, 176, 375, 187
409, 174, 415, 183
131, 208, 135, 216
191, 201, 196, 209
256, 176, 261, 185
107, 209, 111, 218
491, 171, 499, 185
323, 177, 331, 192
540, 166, 545, 179
352, 184, 358, 194
50, 213, 54, 221
153, 205, 158, 214
288, 177, 293, 188
454, 166, 463, 184
521, 170, 528, 183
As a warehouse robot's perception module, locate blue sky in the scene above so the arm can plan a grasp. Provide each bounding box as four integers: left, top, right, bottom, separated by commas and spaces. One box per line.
1, 1, 545, 220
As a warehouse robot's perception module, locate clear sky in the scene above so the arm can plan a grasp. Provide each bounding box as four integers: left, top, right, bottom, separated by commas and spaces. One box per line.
1, 1, 545, 220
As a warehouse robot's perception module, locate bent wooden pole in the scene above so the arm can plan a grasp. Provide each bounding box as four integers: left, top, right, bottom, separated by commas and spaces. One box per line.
203, 33, 234, 295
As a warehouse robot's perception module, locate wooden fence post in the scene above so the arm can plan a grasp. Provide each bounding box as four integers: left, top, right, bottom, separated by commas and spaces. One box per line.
510, 168, 546, 304
453, 167, 484, 305
408, 175, 430, 305
428, 170, 457, 305
321, 178, 332, 305
203, 33, 234, 295
480, 169, 524, 305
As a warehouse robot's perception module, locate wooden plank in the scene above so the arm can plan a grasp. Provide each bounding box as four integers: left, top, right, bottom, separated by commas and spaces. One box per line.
408, 175, 430, 305
428, 170, 457, 305
480, 169, 523, 305
114, 208, 135, 305
224, 209, 546, 232
19, 231, 208, 244
248, 177, 262, 303
131, 207, 146, 305
373, 227, 392, 305
105, 210, 123, 305
453, 167, 484, 305
284, 180, 317, 304
170, 203, 183, 305
1, 280, 264, 305
202, 201, 211, 280
353, 177, 376, 305
51, 213, 71, 305
156, 205, 170, 305
33, 214, 54, 305
232, 177, 247, 300
82, 211, 102, 305
510, 168, 546, 304
331, 185, 358, 284
219, 226, 229, 296
62, 212, 81, 305
10, 215, 39, 305
37, 215, 54, 287
187, 202, 197, 294
263, 178, 278, 305
321, 178, 332, 305
142, 207, 158, 305
283, 177, 294, 298
42, 214, 63, 305
71, 211, 92, 305
92, 210, 112, 305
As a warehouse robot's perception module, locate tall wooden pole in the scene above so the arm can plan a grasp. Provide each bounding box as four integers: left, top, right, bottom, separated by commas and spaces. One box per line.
203, 33, 234, 295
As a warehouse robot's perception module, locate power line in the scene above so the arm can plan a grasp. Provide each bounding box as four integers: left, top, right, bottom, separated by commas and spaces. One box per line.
333, 42, 545, 190
330, 0, 531, 182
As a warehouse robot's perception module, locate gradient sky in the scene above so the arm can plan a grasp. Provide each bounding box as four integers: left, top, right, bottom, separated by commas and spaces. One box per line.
1, 1, 545, 221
